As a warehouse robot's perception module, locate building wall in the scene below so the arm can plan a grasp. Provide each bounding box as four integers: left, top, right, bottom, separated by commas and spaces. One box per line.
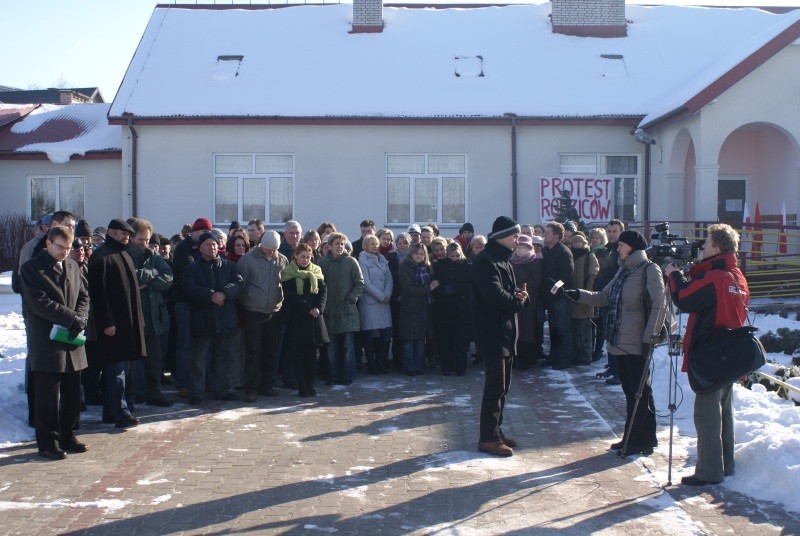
0, 158, 123, 227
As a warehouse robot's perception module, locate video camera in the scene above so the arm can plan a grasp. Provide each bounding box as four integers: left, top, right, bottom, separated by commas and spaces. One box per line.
648, 222, 705, 265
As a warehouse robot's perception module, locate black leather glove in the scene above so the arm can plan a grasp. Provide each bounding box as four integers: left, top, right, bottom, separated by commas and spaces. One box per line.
69, 317, 87, 340
641, 343, 651, 357
563, 289, 580, 301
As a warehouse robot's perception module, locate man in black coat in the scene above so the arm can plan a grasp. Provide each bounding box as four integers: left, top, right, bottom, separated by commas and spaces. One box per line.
172, 217, 210, 395
183, 232, 244, 404
593, 219, 624, 377
471, 216, 528, 457
20, 225, 89, 460
87, 219, 146, 428
540, 221, 575, 370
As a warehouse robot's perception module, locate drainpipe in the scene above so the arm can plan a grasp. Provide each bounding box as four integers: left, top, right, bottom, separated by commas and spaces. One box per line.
506, 113, 519, 220
124, 113, 139, 217
632, 128, 656, 225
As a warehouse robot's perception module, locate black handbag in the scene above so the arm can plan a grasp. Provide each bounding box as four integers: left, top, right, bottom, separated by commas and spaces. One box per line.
687, 325, 766, 394
687, 274, 765, 394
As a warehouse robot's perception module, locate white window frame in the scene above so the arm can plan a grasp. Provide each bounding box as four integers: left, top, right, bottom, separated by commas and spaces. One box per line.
385, 153, 467, 226
28, 175, 85, 221
558, 153, 640, 221
212, 153, 295, 225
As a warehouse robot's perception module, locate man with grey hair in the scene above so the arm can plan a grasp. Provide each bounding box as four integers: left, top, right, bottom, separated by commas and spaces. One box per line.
239, 230, 289, 402
279, 220, 302, 260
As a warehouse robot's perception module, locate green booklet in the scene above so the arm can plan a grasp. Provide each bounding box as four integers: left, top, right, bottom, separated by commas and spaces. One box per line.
49, 325, 86, 347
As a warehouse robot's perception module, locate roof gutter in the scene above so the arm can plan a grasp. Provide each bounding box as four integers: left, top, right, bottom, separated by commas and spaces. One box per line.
631, 128, 657, 223
124, 113, 139, 217
505, 113, 518, 221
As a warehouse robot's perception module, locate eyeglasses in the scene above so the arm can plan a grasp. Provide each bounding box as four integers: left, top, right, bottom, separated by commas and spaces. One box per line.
51, 242, 72, 252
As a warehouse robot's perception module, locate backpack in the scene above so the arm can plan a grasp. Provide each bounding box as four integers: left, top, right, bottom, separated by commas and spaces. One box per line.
640, 261, 675, 346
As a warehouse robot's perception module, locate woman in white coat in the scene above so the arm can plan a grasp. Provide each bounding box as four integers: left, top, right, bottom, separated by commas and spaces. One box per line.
358, 234, 393, 373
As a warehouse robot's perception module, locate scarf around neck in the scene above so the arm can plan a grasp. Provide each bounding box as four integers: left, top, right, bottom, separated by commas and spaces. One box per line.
281, 260, 324, 295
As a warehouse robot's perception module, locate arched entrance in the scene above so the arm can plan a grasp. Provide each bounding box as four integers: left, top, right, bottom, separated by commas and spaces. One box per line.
666, 128, 696, 220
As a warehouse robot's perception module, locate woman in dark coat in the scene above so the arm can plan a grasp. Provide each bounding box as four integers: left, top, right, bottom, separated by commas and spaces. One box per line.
432, 242, 472, 376
510, 235, 543, 370
281, 243, 329, 397
397, 243, 439, 375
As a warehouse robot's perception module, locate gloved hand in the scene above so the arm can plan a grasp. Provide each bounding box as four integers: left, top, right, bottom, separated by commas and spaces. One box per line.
69, 317, 87, 340
563, 289, 580, 301
641, 343, 651, 357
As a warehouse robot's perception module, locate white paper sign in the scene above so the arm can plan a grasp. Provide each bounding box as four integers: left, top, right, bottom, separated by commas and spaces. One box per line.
540, 177, 613, 221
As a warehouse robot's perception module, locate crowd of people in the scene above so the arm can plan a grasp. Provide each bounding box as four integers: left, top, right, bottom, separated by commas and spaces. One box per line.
13, 209, 748, 486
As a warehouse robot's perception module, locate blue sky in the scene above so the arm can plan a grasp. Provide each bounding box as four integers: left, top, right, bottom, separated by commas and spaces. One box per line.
3, 0, 797, 102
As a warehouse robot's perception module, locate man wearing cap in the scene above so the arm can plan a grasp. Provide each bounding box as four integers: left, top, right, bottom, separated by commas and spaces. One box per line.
407, 224, 421, 244
472, 216, 529, 457
183, 231, 244, 404
172, 217, 212, 396
87, 219, 147, 428
91, 227, 106, 249
540, 221, 575, 370
238, 230, 288, 402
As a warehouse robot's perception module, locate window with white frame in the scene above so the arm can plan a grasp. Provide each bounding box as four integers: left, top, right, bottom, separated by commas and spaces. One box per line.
29, 176, 85, 221
386, 154, 466, 225
558, 154, 639, 221
214, 154, 294, 225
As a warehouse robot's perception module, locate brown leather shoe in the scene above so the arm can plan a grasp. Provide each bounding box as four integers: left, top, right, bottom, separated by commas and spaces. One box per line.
499, 434, 518, 448
478, 441, 513, 457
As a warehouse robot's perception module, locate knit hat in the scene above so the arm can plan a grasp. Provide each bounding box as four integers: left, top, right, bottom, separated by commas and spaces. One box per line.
191, 217, 213, 232
74, 219, 92, 238
107, 218, 135, 234
563, 220, 577, 233
516, 234, 533, 249
229, 220, 240, 232
149, 233, 161, 246
408, 224, 421, 234
197, 232, 217, 247
488, 216, 520, 240
42, 213, 54, 226
260, 230, 281, 250
618, 230, 648, 251
459, 222, 474, 235
92, 226, 106, 239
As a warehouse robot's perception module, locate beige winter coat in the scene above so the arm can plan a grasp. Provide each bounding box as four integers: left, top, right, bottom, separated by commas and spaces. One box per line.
574, 249, 666, 356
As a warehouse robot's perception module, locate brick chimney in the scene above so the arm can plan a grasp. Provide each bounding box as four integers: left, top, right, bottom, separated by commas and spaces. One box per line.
58, 90, 75, 104
551, 0, 627, 38
352, 0, 383, 34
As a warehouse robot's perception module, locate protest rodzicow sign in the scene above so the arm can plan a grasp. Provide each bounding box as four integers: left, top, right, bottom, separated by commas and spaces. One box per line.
540, 177, 613, 221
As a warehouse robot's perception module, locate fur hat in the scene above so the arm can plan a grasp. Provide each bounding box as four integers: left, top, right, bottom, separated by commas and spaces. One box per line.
488, 216, 520, 240
260, 230, 281, 250
191, 217, 213, 232
618, 230, 648, 251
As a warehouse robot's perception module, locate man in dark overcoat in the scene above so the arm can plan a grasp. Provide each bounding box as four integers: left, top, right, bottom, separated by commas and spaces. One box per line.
471, 216, 528, 457
87, 219, 146, 428
20, 225, 89, 460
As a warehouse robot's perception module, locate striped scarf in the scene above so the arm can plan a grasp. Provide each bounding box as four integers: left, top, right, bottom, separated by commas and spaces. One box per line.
605, 267, 634, 345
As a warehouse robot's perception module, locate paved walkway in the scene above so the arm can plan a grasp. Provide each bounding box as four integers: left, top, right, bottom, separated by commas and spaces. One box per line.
0, 360, 798, 535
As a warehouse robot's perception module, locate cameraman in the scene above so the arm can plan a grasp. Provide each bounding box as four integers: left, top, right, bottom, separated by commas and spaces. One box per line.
665, 223, 749, 486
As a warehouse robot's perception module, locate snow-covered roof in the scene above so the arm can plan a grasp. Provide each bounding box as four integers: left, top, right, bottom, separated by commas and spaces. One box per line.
0, 104, 121, 164
109, 3, 800, 121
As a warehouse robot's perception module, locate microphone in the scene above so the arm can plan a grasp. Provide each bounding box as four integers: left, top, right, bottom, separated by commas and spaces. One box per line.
550, 280, 564, 295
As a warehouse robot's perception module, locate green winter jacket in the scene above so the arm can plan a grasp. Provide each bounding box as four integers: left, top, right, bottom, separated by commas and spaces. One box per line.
318, 252, 364, 335
127, 246, 173, 336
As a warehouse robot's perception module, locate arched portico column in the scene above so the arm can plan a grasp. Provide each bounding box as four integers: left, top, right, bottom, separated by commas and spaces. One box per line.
693, 164, 719, 221
665, 171, 685, 221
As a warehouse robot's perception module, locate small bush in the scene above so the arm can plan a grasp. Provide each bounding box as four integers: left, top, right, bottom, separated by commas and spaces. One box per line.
758, 328, 800, 355
0, 212, 35, 272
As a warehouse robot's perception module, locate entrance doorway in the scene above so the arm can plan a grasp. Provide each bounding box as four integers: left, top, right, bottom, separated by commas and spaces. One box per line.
718, 176, 749, 222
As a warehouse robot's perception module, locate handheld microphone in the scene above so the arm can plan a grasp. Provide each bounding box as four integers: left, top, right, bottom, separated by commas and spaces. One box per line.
550, 280, 564, 295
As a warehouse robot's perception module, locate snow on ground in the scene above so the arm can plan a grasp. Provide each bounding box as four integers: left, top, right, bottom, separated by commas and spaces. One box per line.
0, 285, 798, 513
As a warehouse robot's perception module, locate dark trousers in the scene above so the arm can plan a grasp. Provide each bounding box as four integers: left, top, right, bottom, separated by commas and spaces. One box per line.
617, 353, 657, 448
571, 318, 593, 365
479, 355, 513, 443
33, 370, 81, 449
244, 310, 282, 393
436, 323, 469, 375
103, 361, 132, 421
592, 307, 608, 362
143, 331, 165, 401
292, 344, 320, 396
81, 340, 104, 404
545, 299, 572, 367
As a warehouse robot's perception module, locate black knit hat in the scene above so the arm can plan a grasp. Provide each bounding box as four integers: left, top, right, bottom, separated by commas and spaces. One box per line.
618, 230, 648, 251
459, 222, 474, 235
488, 216, 520, 240
197, 232, 217, 247
74, 219, 92, 238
